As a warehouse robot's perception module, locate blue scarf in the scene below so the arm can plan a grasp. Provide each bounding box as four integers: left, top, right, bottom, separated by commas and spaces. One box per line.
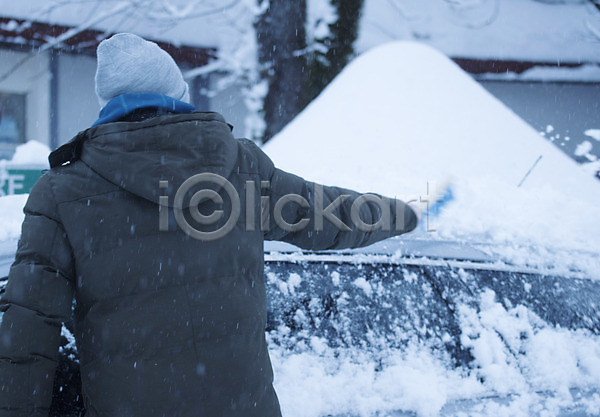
92, 93, 195, 127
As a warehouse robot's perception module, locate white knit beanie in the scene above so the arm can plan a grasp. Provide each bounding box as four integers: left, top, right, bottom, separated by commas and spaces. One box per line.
95, 33, 190, 107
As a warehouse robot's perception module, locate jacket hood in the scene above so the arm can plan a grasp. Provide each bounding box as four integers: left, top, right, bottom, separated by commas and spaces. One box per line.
53, 112, 238, 208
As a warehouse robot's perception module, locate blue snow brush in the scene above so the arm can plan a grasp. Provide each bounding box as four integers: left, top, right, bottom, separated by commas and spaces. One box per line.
428, 183, 454, 219
420, 180, 455, 233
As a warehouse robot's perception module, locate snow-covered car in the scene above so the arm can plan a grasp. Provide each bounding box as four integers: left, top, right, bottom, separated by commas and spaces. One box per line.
1, 237, 599, 417
263, 240, 600, 417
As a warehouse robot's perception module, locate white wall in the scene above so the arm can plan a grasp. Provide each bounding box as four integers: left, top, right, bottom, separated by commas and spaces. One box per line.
56, 53, 98, 145
208, 76, 251, 139
0, 48, 51, 145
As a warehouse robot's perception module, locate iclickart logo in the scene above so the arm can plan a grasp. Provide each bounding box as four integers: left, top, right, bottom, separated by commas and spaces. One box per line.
159, 174, 448, 241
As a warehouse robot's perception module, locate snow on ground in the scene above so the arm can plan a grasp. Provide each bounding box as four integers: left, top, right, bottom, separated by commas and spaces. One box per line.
263, 41, 600, 279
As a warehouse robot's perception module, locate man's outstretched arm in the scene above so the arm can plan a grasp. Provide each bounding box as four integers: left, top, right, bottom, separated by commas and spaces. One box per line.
263, 168, 418, 250
245, 141, 418, 250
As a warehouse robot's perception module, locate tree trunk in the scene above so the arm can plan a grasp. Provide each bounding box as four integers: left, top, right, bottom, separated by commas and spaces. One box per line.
256, 0, 308, 142
306, 0, 364, 102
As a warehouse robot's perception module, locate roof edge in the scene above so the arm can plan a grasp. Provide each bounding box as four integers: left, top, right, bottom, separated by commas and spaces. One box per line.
0, 16, 216, 67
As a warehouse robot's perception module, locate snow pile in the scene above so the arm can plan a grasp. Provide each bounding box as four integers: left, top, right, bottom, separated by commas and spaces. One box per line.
271, 333, 600, 417
4, 140, 50, 166
270, 344, 458, 417
269, 288, 600, 417
264, 261, 600, 416
0, 141, 49, 239
458, 290, 600, 399
263, 41, 600, 278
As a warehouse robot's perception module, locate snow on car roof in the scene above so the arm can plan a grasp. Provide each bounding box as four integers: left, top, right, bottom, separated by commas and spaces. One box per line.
263, 41, 600, 278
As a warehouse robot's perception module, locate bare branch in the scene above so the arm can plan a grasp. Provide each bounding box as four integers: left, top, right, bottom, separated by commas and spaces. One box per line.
183, 60, 225, 79
443, 0, 500, 29
141, 0, 242, 21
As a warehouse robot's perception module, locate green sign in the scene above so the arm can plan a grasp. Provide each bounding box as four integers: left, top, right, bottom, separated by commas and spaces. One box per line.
0, 166, 46, 196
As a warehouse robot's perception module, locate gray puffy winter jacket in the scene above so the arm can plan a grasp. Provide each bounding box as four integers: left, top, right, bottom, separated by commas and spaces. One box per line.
0, 112, 417, 417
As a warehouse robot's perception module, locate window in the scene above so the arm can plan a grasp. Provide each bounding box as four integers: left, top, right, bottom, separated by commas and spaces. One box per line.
0, 92, 26, 160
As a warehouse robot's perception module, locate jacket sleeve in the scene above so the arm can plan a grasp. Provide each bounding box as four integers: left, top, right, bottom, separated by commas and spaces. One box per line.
247, 141, 418, 250
0, 174, 75, 417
